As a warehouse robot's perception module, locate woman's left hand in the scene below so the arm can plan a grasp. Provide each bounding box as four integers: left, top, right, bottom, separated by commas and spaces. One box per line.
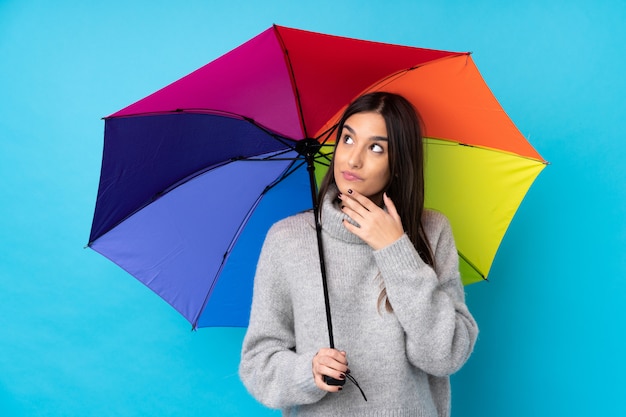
339, 190, 404, 250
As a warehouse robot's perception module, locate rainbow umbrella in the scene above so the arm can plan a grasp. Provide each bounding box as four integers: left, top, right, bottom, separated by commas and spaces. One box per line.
88, 25, 547, 330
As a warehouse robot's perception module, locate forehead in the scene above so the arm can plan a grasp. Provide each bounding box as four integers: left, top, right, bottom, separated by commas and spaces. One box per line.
343, 112, 387, 136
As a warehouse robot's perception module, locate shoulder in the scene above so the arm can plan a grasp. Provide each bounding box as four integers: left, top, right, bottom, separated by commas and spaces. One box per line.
265, 209, 315, 242
422, 209, 451, 232
422, 209, 455, 248
257, 210, 317, 271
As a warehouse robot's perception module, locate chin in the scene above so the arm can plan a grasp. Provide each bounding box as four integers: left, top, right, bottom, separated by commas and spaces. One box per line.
335, 182, 353, 195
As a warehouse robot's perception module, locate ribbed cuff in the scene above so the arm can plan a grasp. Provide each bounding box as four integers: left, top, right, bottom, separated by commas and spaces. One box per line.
291, 350, 327, 403
373, 234, 425, 274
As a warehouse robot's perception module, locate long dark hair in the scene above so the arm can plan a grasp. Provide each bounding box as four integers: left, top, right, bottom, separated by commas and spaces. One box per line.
317, 92, 434, 311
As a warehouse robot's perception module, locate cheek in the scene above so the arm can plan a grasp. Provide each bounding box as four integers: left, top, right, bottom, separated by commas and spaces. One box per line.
332, 158, 341, 177
377, 158, 391, 182
379, 171, 391, 189
332, 147, 345, 174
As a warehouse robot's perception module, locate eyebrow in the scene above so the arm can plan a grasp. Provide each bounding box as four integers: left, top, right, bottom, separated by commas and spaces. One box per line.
343, 124, 388, 142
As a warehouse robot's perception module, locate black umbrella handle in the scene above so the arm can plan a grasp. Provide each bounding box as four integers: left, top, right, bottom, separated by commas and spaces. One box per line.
323, 375, 346, 386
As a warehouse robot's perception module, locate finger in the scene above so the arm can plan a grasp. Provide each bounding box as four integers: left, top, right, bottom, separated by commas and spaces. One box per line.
340, 204, 362, 226
315, 376, 343, 393
318, 366, 347, 384
324, 349, 349, 368
345, 188, 378, 211
339, 192, 376, 220
317, 348, 348, 363
314, 349, 348, 371
342, 218, 359, 236
312, 351, 348, 392
338, 195, 363, 223
383, 192, 400, 219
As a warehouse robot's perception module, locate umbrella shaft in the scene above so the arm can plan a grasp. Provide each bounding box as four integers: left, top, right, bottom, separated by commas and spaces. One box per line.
305, 153, 335, 349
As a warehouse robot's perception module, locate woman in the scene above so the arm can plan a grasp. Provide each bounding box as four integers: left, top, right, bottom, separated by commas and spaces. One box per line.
240, 92, 478, 416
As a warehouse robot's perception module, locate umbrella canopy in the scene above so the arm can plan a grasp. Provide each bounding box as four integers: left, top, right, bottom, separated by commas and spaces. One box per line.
88, 25, 547, 329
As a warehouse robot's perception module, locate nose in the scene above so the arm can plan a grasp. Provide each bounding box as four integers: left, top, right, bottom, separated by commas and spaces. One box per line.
348, 147, 362, 168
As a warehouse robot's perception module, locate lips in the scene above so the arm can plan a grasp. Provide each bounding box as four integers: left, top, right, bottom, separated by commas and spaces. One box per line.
341, 171, 362, 181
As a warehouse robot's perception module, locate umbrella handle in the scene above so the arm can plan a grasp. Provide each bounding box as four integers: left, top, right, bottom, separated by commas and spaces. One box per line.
323, 375, 346, 386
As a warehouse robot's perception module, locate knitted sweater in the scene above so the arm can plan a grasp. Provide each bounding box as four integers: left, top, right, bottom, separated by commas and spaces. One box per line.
240, 191, 478, 417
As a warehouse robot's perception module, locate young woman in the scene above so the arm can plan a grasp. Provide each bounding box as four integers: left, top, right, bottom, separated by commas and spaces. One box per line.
240, 92, 478, 416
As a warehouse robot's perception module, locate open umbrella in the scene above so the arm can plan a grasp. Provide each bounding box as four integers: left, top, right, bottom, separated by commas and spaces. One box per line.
88, 25, 547, 332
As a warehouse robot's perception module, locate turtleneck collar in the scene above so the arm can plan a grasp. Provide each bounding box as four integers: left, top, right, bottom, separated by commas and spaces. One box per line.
319, 185, 366, 245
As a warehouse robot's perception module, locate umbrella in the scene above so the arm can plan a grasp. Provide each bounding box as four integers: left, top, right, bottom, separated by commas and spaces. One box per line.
88, 25, 547, 332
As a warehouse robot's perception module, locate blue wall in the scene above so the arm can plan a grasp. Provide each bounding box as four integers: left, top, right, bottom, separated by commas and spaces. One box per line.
1, 1, 624, 416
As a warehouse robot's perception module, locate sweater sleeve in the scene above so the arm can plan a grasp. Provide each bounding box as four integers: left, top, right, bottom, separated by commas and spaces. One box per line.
239, 223, 327, 409
372, 212, 478, 377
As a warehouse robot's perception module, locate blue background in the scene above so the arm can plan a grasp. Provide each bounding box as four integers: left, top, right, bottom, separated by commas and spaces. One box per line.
1, 1, 625, 416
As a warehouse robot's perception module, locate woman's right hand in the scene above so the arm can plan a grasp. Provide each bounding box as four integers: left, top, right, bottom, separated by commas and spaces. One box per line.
312, 348, 349, 392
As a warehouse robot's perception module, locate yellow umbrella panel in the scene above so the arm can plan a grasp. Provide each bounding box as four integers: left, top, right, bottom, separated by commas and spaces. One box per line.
423, 138, 545, 284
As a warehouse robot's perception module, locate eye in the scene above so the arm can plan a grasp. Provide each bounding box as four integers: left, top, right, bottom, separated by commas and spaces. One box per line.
371, 143, 384, 153
342, 134, 354, 145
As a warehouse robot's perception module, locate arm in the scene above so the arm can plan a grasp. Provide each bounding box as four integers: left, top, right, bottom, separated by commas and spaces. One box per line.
373, 215, 478, 377
239, 224, 327, 409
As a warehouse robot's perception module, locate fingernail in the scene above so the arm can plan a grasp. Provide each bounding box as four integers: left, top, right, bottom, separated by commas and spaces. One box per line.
346, 368, 351, 374
347, 189, 353, 194
338, 193, 343, 199
338, 387, 343, 391
339, 374, 346, 380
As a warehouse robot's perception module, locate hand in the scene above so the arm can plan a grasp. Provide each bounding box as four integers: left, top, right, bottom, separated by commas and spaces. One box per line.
339, 190, 404, 250
312, 348, 349, 392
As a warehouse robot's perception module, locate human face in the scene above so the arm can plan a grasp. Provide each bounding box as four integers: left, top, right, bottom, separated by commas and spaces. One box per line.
333, 111, 391, 205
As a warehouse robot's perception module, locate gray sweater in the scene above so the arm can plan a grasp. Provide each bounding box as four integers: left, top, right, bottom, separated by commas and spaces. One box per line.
240, 191, 478, 416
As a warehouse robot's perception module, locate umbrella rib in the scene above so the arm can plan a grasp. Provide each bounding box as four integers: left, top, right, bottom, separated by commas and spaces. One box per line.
238, 147, 296, 161
314, 121, 339, 145
193, 158, 302, 328
266, 159, 307, 192
88, 158, 239, 247
360, 53, 471, 96
193, 187, 267, 329
106, 108, 303, 154
193, 152, 328, 331
313, 148, 332, 168
240, 117, 298, 150
309, 123, 337, 169
163, 150, 305, 199
273, 24, 309, 138
457, 250, 487, 281
425, 138, 549, 164
104, 107, 253, 120
88, 151, 302, 247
